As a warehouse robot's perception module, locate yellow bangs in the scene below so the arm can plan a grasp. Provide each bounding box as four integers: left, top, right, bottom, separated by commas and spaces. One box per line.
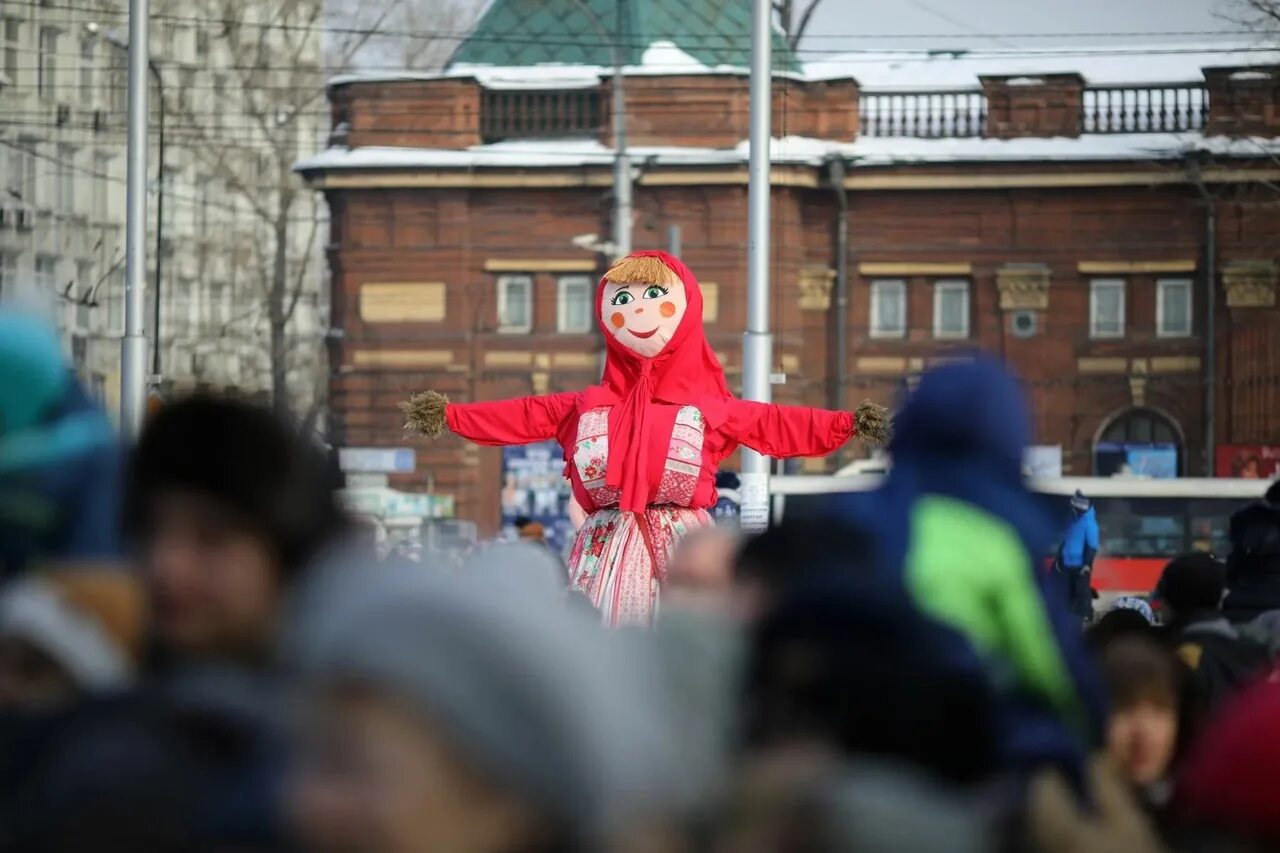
604, 255, 681, 287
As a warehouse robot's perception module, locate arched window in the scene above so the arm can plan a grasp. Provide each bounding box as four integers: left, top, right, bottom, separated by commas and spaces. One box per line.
1095, 408, 1183, 477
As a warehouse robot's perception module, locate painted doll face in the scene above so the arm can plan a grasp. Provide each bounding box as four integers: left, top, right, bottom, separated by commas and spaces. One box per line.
601, 278, 688, 358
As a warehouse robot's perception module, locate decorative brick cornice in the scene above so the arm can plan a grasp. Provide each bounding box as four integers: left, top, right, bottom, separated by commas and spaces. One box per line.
798, 264, 836, 311
995, 264, 1051, 311
1222, 260, 1276, 308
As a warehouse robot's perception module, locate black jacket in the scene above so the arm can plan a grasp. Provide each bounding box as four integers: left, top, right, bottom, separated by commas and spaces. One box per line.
1172, 613, 1272, 715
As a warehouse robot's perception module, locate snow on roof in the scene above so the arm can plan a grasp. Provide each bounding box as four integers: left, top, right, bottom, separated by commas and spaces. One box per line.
330, 42, 1280, 90
295, 133, 1280, 174
804, 43, 1280, 90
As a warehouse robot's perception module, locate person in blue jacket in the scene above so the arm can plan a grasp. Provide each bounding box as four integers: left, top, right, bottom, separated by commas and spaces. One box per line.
1057, 490, 1100, 622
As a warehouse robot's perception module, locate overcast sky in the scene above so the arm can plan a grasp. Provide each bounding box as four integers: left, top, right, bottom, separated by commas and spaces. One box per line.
799, 0, 1250, 53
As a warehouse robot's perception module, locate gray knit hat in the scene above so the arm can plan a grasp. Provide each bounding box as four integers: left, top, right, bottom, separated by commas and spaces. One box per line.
288, 559, 679, 842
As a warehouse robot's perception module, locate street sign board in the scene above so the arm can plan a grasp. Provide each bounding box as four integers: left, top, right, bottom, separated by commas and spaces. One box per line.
339, 447, 416, 474
346, 473, 389, 490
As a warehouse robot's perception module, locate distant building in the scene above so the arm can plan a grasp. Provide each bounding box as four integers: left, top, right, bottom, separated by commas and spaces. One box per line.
0, 0, 326, 415
298, 0, 1280, 532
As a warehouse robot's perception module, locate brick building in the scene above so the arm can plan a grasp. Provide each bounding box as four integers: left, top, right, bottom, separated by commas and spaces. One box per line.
297, 0, 1280, 532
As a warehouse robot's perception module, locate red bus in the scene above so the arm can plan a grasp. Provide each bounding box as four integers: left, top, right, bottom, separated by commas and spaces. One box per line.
768, 474, 1271, 595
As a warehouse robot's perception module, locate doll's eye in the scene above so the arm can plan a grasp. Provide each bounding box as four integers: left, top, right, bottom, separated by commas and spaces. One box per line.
610, 291, 634, 305
643, 285, 669, 299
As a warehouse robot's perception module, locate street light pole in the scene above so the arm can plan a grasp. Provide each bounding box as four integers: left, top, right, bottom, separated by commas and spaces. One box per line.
107, 33, 165, 389
119, 0, 150, 437
610, 0, 631, 259
566, 0, 631, 260
739, 0, 774, 533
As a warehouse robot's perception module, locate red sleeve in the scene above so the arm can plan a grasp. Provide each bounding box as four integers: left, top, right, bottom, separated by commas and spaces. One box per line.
725, 399, 854, 458
446, 393, 577, 447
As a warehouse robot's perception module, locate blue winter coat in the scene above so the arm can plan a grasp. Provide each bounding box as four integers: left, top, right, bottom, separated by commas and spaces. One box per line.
1059, 508, 1099, 569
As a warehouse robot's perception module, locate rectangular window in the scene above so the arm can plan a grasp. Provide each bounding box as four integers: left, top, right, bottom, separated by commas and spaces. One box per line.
79, 37, 94, 104
57, 145, 77, 213
209, 281, 227, 329
195, 27, 209, 61
106, 266, 124, 334
0, 252, 15, 302
92, 152, 112, 220
8, 142, 37, 203
109, 50, 125, 112
933, 279, 970, 339
38, 27, 57, 99
869, 279, 906, 338
75, 262, 93, 329
496, 274, 532, 332
3, 19, 19, 83
90, 373, 107, 404
557, 275, 592, 333
34, 255, 57, 294
1156, 278, 1192, 338
1090, 278, 1126, 339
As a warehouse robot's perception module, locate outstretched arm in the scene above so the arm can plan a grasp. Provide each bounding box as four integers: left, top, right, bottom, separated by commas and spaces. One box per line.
726, 399, 889, 459
402, 390, 576, 446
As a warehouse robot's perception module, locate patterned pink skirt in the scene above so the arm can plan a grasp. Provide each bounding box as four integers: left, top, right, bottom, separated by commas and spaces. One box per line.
567, 506, 712, 627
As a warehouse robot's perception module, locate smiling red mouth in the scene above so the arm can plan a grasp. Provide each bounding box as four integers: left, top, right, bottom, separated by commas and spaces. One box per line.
628, 328, 659, 339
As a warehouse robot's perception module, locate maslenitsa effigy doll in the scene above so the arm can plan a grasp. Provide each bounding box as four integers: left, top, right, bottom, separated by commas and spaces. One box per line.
403, 251, 889, 627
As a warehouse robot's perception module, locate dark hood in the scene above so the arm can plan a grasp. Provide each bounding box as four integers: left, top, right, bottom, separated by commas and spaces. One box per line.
890, 356, 1031, 487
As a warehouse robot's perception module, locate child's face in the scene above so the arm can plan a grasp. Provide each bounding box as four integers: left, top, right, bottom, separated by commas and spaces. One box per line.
1106, 699, 1178, 786
601, 277, 688, 358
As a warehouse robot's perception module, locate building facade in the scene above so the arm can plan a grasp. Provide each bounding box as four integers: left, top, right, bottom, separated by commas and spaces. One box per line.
299, 0, 1280, 532
0, 0, 326, 416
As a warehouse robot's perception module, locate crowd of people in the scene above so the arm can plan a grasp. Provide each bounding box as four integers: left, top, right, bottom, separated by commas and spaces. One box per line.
1, 310, 1279, 852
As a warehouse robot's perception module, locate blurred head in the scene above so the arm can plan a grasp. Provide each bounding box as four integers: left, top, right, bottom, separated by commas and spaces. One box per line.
124, 396, 345, 665
0, 571, 144, 709
744, 572, 997, 786
734, 518, 876, 622
890, 357, 1030, 484
664, 526, 740, 616
517, 521, 546, 544
1070, 490, 1091, 516
288, 563, 677, 853
1099, 637, 1181, 786
1155, 552, 1227, 622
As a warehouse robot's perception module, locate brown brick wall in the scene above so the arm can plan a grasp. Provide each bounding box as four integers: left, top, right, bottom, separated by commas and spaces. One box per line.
1205, 65, 1280, 137
981, 74, 1085, 139
336, 79, 482, 149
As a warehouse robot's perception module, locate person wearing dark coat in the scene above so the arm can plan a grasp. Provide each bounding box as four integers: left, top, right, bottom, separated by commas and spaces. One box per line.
1221, 481, 1280, 625
1155, 552, 1270, 718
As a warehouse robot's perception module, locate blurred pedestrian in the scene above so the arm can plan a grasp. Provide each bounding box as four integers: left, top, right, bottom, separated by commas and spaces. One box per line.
1056, 491, 1100, 622
664, 526, 740, 617
0, 311, 123, 580
0, 569, 144, 710
1172, 680, 1280, 852
124, 395, 347, 672
825, 357, 1105, 777
287, 561, 681, 853
1154, 552, 1270, 715
1221, 485, 1280, 624
1096, 636, 1183, 805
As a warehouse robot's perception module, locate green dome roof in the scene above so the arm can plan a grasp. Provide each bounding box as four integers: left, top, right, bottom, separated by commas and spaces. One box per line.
448, 0, 798, 72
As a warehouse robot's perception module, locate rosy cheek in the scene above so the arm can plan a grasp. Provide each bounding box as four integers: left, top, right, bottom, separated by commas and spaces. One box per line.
659, 301, 677, 318
610, 312, 625, 329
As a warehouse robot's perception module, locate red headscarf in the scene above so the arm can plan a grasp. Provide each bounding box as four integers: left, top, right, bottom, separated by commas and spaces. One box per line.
581, 251, 731, 513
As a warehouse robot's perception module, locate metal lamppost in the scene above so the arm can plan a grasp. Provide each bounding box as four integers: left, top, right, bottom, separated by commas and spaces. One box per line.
107, 25, 165, 428
739, 0, 774, 532
566, 0, 631, 259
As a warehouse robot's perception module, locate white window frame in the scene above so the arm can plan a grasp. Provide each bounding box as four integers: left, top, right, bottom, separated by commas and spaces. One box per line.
1089, 278, 1126, 339
1156, 277, 1193, 338
38, 26, 58, 99
56, 145, 77, 215
556, 275, 592, 333
79, 37, 95, 105
3, 18, 20, 84
869, 279, 906, 339
496, 274, 533, 333
932, 278, 970, 339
